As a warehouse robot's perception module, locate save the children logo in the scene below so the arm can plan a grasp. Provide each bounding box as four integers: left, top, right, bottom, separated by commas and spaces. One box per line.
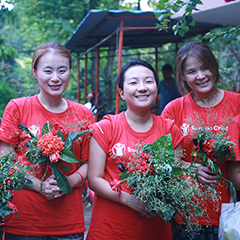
29, 125, 41, 137
180, 122, 228, 137
112, 143, 126, 156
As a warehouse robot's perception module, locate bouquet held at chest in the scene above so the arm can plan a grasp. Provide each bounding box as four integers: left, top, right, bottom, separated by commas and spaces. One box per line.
111, 134, 214, 229
18, 121, 92, 195
191, 127, 237, 203
0, 151, 34, 217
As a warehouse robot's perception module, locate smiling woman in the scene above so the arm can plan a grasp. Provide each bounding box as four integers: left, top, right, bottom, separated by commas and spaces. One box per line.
161, 42, 240, 240
0, 42, 94, 240
86, 59, 184, 240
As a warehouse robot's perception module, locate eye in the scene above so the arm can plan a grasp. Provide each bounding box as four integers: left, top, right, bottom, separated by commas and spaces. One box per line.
44, 69, 52, 74
59, 69, 67, 74
202, 65, 208, 71
187, 70, 195, 75
128, 80, 137, 85
146, 78, 154, 84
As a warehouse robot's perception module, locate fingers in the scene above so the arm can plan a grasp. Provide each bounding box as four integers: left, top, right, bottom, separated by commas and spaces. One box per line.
127, 195, 156, 218
196, 165, 217, 184
42, 176, 63, 200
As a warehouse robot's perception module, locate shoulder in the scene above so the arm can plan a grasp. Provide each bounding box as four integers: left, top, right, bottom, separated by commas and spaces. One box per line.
223, 90, 240, 100
162, 94, 189, 114
232, 114, 240, 125
4, 95, 35, 111
67, 100, 94, 120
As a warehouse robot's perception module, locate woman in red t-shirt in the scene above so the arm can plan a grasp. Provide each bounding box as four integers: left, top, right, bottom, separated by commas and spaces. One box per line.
162, 42, 240, 239
87, 59, 183, 240
0, 42, 94, 240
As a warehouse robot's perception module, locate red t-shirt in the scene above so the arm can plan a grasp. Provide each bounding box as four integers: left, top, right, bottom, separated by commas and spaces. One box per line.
227, 114, 240, 199
228, 114, 240, 161
0, 95, 94, 236
87, 112, 183, 240
161, 90, 240, 226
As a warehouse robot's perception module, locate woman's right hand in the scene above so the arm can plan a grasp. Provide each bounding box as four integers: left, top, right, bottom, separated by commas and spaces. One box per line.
195, 165, 217, 184
40, 175, 64, 200
120, 191, 157, 218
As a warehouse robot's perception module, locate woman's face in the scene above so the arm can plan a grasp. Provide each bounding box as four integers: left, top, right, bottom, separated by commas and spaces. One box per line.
182, 56, 216, 96
120, 65, 158, 112
33, 51, 70, 98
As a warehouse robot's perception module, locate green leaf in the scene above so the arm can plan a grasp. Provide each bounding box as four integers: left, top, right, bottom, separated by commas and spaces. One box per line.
119, 172, 132, 180
52, 164, 72, 194
0, 202, 14, 217
61, 149, 82, 163
59, 162, 71, 172
41, 121, 52, 135
63, 130, 93, 150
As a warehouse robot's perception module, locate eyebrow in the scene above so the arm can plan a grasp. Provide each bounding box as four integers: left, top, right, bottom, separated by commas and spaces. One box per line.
43, 66, 68, 69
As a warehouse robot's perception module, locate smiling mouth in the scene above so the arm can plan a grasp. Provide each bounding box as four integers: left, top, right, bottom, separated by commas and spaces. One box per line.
135, 95, 149, 99
49, 84, 62, 90
196, 79, 210, 86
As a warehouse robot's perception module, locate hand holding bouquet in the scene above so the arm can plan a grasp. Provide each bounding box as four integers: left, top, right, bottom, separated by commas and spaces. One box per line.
18, 121, 92, 195
111, 134, 209, 228
192, 128, 237, 203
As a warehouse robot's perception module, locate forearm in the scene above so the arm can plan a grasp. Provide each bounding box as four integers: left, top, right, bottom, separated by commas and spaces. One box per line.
89, 176, 123, 203
67, 162, 88, 189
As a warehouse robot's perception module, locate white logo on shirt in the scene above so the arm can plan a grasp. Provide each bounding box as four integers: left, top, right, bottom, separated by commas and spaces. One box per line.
112, 143, 126, 156
29, 125, 41, 137
180, 123, 190, 136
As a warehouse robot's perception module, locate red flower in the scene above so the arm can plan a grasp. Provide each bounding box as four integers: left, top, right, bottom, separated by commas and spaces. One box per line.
6, 178, 12, 185
225, 0, 235, 2
37, 132, 64, 163
110, 179, 122, 200
135, 152, 152, 174
51, 123, 68, 140
8, 166, 15, 177
7, 201, 18, 214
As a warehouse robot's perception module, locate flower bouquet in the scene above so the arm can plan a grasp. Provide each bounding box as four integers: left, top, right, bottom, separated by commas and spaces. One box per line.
191, 128, 237, 203
111, 134, 210, 228
18, 121, 92, 195
0, 151, 34, 217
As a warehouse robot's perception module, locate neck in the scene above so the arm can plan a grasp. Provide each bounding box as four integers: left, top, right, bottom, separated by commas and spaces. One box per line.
191, 87, 224, 107
125, 109, 153, 132
38, 92, 68, 113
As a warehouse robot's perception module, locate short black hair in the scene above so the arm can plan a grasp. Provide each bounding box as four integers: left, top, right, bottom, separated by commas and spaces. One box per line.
117, 59, 159, 90
162, 64, 172, 72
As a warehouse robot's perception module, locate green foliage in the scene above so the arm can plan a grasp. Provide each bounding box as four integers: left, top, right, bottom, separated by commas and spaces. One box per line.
0, 151, 34, 217
0, 81, 19, 117
155, 0, 202, 36
119, 134, 213, 229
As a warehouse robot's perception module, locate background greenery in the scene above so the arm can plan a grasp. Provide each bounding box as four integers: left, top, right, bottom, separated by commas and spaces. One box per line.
0, 0, 239, 118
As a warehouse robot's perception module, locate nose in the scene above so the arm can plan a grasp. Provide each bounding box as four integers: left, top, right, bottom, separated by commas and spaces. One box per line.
137, 82, 147, 91
51, 72, 59, 81
196, 70, 205, 80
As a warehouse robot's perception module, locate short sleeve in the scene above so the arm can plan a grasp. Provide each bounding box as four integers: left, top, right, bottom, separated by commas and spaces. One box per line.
228, 117, 240, 161
0, 100, 21, 145
90, 117, 112, 155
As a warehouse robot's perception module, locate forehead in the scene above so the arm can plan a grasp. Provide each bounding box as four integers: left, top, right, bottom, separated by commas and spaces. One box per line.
183, 56, 203, 69
124, 65, 154, 79
37, 52, 70, 68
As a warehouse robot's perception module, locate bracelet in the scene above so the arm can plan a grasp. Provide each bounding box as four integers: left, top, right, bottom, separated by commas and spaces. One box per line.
75, 171, 84, 187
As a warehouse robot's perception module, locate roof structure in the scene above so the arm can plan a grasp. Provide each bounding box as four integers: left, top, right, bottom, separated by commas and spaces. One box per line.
65, 9, 222, 52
